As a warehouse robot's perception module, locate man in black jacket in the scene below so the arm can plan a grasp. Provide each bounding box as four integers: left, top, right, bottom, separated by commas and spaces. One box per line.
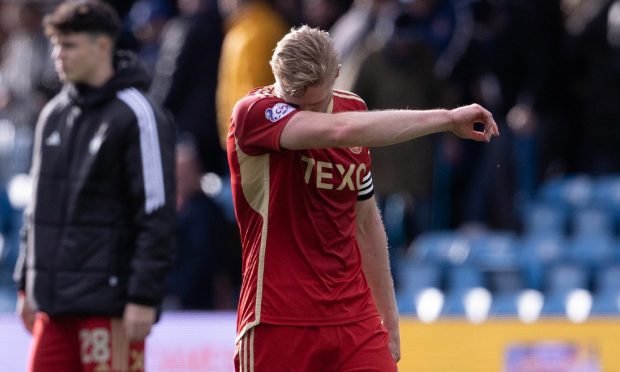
12, 1, 175, 371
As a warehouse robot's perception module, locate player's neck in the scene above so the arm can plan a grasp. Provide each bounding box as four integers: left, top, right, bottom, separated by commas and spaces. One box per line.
273, 82, 284, 99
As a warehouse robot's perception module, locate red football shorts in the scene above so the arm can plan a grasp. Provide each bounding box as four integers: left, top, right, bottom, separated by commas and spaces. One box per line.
29, 313, 145, 372
234, 315, 397, 372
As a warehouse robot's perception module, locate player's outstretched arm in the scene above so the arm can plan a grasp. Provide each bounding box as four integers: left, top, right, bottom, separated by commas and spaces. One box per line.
280, 103, 499, 150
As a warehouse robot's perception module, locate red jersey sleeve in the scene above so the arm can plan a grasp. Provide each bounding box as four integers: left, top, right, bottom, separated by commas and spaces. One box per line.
232, 95, 299, 155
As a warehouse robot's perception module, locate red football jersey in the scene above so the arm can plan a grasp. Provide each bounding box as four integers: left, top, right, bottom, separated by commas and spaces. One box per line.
227, 86, 378, 340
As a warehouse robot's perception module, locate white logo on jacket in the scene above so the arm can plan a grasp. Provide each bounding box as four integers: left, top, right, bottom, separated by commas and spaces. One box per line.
265, 103, 295, 122
89, 122, 108, 155
45, 131, 61, 146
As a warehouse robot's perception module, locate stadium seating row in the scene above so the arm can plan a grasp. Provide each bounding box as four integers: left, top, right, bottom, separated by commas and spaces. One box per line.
395, 174, 620, 322
523, 174, 620, 235
396, 260, 620, 321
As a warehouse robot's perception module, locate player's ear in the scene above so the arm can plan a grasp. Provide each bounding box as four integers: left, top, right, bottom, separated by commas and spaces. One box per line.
336, 64, 341, 79
95, 34, 113, 57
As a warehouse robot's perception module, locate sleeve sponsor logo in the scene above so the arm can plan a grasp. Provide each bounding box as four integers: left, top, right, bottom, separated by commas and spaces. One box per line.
265, 103, 296, 122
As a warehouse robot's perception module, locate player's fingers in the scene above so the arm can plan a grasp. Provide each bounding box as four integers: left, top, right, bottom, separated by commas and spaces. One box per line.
125, 320, 142, 341
26, 316, 34, 333
479, 107, 499, 137
21, 314, 34, 333
490, 120, 499, 137
469, 130, 488, 142
482, 120, 497, 141
393, 351, 401, 363
139, 324, 152, 340
473, 105, 496, 134
391, 344, 401, 362
484, 126, 493, 142
124, 321, 134, 341
127, 322, 150, 341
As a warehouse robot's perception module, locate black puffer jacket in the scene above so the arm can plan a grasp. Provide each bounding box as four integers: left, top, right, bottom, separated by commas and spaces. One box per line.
14, 52, 176, 317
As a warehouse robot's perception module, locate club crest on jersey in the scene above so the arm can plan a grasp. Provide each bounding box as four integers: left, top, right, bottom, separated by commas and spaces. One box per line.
265, 103, 295, 122
348, 147, 362, 154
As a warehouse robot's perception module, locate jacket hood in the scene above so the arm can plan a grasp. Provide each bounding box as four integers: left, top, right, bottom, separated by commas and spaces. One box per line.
67, 50, 151, 107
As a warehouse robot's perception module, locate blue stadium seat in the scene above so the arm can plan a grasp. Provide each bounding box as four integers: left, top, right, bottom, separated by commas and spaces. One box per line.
0, 188, 12, 275
382, 193, 408, 249
468, 231, 519, 271
0, 209, 22, 278
0, 187, 11, 237
489, 291, 520, 317
539, 175, 593, 210
592, 175, 620, 224
567, 233, 614, 272
0, 286, 16, 314
0, 198, 17, 313
520, 203, 567, 236
447, 265, 484, 292
488, 271, 524, 317
572, 207, 613, 236
592, 175, 620, 206
441, 265, 484, 316
396, 262, 442, 314
590, 265, 620, 315
540, 263, 588, 316
518, 232, 566, 290
409, 231, 471, 266
0, 232, 4, 265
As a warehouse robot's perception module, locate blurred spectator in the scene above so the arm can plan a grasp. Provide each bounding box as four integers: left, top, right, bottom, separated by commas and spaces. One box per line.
0, 5, 7, 51
445, 0, 566, 229
506, 0, 571, 184
568, 0, 620, 174
166, 139, 236, 309
352, 12, 454, 235
400, 0, 472, 80
303, 0, 353, 30
127, 0, 173, 74
107, 0, 143, 20
0, 185, 10, 242
330, 0, 398, 90
0, 78, 38, 187
0, 0, 59, 103
151, 0, 226, 174
0, 1, 51, 193
215, 0, 295, 148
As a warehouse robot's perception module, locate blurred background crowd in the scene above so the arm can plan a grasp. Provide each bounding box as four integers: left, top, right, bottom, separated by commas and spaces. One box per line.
1, 0, 620, 321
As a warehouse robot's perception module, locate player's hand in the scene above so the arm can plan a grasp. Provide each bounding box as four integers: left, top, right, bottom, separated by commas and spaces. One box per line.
123, 303, 156, 341
448, 104, 499, 142
16, 291, 35, 333
388, 327, 401, 363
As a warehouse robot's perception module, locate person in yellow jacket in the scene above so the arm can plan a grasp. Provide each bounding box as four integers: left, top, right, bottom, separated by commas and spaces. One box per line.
216, 0, 291, 148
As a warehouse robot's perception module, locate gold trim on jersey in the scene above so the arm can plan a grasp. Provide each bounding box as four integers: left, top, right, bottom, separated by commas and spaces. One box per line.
235, 142, 270, 343
237, 337, 243, 372
243, 335, 248, 372
250, 327, 255, 370
237, 328, 256, 372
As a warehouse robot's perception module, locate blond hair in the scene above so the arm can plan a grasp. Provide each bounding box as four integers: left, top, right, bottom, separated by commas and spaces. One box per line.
270, 25, 340, 97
